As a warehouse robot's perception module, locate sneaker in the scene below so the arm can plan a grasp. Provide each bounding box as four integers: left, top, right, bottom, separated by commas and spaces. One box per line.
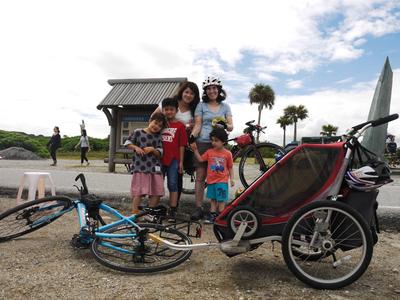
167, 207, 177, 222
204, 212, 217, 224
142, 214, 156, 223
86, 162, 90, 166
190, 207, 204, 221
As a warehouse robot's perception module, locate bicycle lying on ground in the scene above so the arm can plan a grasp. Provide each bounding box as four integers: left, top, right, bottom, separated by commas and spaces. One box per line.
181, 120, 285, 194
0, 174, 194, 273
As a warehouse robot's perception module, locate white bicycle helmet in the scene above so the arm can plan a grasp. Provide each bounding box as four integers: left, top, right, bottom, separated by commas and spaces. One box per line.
345, 164, 391, 191
202, 76, 222, 89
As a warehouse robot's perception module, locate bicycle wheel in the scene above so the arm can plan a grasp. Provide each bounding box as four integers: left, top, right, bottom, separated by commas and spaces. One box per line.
91, 223, 192, 273
282, 200, 373, 289
239, 142, 285, 188
0, 196, 72, 242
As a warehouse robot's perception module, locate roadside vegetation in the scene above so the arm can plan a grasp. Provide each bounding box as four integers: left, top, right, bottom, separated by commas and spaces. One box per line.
0, 130, 109, 159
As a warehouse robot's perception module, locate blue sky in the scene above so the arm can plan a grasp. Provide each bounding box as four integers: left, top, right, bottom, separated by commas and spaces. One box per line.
0, 0, 399, 145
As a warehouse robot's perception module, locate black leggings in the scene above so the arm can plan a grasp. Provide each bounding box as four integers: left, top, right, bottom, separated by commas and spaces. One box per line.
50, 147, 57, 163
80, 147, 89, 163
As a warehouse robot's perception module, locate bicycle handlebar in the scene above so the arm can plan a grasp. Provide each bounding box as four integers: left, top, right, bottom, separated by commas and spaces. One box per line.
245, 120, 255, 126
75, 173, 89, 195
352, 114, 398, 131
371, 114, 398, 127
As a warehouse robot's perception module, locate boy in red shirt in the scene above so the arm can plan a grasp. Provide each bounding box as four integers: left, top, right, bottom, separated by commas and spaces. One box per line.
192, 127, 234, 223
161, 98, 188, 217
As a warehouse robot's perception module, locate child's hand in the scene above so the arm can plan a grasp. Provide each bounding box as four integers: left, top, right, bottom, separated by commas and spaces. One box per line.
134, 147, 145, 156
230, 179, 235, 187
143, 147, 155, 154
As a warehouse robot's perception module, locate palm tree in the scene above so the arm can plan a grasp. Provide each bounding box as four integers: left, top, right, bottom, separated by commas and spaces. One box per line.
320, 124, 338, 137
284, 105, 309, 142
277, 115, 292, 147
249, 83, 275, 142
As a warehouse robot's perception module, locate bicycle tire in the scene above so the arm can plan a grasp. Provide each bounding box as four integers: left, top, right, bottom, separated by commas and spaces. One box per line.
0, 196, 72, 242
91, 223, 192, 273
282, 200, 373, 289
239, 142, 285, 188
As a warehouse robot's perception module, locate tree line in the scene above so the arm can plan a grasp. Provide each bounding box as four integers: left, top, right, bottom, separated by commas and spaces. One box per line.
248, 83, 338, 147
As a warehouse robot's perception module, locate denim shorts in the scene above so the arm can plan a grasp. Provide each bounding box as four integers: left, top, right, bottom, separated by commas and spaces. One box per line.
162, 159, 179, 192
206, 182, 229, 202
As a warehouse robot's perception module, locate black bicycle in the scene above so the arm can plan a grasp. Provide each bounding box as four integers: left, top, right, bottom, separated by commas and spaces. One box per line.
181, 120, 285, 194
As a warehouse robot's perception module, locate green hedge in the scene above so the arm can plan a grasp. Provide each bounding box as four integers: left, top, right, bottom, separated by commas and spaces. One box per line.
0, 130, 109, 158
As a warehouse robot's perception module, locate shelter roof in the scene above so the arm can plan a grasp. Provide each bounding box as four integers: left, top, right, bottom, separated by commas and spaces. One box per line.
97, 77, 187, 109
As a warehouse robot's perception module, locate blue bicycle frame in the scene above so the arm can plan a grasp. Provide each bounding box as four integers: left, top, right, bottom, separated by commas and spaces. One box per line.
30, 198, 145, 251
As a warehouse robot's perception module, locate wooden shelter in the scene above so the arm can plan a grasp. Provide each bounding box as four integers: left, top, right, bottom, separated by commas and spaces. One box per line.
97, 77, 187, 172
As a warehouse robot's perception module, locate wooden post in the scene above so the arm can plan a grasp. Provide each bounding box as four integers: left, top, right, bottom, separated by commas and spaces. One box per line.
108, 108, 117, 172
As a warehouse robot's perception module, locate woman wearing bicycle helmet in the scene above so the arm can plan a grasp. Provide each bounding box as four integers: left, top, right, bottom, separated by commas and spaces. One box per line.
189, 76, 233, 221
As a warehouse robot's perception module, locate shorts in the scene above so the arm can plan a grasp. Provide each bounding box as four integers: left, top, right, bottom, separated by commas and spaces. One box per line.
193, 142, 212, 168
130, 172, 164, 197
162, 159, 179, 192
206, 182, 229, 202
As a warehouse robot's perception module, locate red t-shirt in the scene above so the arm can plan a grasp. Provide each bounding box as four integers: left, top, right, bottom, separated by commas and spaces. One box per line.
201, 148, 233, 184
161, 121, 188, 166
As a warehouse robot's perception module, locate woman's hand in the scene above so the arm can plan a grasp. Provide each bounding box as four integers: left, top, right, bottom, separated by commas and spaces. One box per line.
179, 161, 183, 174
190, 142, 198, 151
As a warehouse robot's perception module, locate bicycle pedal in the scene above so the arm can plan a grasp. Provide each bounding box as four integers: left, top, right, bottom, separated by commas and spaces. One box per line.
70, 234, 91, 249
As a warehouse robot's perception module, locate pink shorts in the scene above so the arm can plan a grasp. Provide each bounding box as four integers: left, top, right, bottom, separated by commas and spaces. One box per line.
130, 173, 164, 197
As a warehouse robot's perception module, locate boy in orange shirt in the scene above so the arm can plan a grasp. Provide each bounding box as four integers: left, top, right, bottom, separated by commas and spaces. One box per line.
192, 127, 234, 223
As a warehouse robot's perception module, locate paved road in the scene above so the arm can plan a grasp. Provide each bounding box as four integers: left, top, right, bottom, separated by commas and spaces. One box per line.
0, 159, 399, 210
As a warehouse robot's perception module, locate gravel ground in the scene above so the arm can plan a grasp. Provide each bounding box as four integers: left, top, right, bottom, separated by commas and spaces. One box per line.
1, 196, 400, 300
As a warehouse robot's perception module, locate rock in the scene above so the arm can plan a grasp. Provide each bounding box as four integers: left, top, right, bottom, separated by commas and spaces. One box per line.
0, 147, 43, 160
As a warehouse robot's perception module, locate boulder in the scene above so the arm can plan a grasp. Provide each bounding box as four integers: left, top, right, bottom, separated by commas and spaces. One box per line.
0, 147, 43, 160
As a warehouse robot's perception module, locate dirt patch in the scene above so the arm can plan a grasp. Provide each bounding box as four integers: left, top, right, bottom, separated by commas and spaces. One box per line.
0, 196, 400, 299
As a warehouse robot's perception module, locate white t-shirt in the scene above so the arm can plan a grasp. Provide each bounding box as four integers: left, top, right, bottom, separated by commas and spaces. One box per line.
80, 136, 90, 148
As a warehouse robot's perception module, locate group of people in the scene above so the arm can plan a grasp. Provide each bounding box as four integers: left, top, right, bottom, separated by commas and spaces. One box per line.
125, 76, 234, 223
46, 126, 91, 166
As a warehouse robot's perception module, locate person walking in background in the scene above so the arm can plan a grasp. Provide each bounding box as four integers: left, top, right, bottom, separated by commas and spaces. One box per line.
189, 76, 233, 221
47, 126, 61, 166
75, 129, 90, 166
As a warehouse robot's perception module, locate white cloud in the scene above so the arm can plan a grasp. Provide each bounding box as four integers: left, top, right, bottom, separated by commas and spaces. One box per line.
0, 0, 399, 138
336, 77, 354, 84
286, 80, 303, 89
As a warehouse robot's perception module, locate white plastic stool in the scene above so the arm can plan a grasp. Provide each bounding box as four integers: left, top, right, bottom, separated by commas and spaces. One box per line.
16, 172, 56, 204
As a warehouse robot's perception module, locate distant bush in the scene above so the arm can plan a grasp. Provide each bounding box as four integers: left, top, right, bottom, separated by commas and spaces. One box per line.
0, 130, 109, 158
0, 130, 49, 158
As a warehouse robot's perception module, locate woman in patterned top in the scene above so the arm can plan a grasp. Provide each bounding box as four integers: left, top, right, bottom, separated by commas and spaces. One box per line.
124, 113, 167, 215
